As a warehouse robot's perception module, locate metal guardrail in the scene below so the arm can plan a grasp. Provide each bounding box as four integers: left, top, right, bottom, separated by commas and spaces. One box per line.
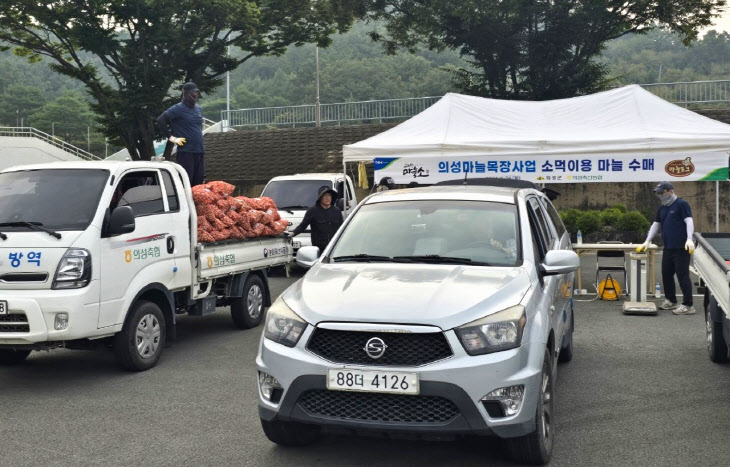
221, 80, 730, 129
0, 126, 101, 160
639, 80, 730, 105
221, 96, 442, 129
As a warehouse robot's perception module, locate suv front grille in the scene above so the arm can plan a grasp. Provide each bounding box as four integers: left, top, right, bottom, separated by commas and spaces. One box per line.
298, 390, 460, 424
0, 314, 29, 333
307, 328, 452, 366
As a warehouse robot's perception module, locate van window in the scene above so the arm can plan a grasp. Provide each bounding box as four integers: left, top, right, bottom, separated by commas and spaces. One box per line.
262, 180, 333, 210
112, 171, 165, 217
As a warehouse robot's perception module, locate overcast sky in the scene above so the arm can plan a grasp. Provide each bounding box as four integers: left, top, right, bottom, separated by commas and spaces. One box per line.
710, 8, 730, 33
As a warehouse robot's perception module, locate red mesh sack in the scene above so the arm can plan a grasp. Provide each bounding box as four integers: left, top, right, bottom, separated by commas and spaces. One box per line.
271, 221, 286, 235
220, 214, 236, 227
197, 216, 212, 232
192, 186, 219, 205
237, 212, 253, 230
211, 217, 227, 231
228, 227, 246, 239
266, 209, 281, 221
233, 197, 251, 212
261, 225, 276, 237
259, 212, 273, 225
227, 210, 242, 224
207, 181, 236, 197
252, 223, 266, 237
248, 210, 264, 223
198, 230, 215, 243
258, 197, 276, 211
246, 198, 265, 211
211, 229, 231, 242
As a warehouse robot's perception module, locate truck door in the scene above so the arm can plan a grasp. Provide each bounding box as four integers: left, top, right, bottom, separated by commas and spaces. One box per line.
159, 168, 192, 291
97, 169, 178, 329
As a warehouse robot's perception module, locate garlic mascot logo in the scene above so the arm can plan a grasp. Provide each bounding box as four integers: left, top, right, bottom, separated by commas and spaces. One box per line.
124, 250, 132, 263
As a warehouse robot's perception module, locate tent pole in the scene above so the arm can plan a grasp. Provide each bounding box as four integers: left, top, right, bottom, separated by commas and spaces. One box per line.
343, 159, 348, 216
717, 181, 720, 233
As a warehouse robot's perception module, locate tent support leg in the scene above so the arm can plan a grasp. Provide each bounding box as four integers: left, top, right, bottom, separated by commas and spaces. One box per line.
716, 180, 720, 233
343, 160, 348, 217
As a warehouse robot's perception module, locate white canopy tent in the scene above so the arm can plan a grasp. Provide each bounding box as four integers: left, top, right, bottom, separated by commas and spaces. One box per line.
342, 85, 730, 230
343, 85, 730, 160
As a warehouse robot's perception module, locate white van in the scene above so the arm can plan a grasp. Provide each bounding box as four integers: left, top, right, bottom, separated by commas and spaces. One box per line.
260, 173, 357, 250
0, 161, 291, 370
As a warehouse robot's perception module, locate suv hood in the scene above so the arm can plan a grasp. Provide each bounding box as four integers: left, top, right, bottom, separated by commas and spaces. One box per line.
285, 263, 531, 330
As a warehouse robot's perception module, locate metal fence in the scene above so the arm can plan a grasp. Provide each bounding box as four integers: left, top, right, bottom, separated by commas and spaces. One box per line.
220, 80, 730, 130
221, 96, 442, 130
639, 80, 730, 106
0, 126, 101, 161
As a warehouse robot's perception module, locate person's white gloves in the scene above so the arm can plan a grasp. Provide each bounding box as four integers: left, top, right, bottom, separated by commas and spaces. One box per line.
636, 240, 650, 253
169, 136, 186, 146
685, 238, 695, 254
283, 231, 294, 238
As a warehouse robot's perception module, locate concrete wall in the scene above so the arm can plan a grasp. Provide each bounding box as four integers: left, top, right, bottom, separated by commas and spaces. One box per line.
0, 136, 87, 170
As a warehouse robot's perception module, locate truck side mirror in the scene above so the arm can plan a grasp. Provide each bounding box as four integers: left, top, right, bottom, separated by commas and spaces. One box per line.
336, 198, 345, 211
108, 206, 136, 236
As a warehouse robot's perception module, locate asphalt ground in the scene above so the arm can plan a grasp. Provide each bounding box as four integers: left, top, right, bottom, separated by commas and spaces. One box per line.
2, 257, 729, 467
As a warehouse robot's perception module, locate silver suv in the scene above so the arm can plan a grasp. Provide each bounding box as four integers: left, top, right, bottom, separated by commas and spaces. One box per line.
256, 183, 579, 464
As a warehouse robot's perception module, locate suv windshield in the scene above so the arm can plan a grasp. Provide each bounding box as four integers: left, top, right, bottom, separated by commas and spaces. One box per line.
262, 180, 333, 210
0, 169, 109, 231
331, 200, 521, 266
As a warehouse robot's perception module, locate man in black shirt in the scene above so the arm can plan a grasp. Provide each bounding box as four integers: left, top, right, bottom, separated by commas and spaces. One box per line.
287, 186, 343, 253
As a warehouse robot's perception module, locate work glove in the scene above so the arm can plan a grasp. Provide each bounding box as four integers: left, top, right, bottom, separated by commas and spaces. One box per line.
283, 231, 294, 238
636, 240, 650, 253
685, 238, 695, 254
169, 136, 186, 146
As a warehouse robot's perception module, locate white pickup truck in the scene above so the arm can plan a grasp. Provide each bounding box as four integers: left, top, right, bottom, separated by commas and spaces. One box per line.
0, 161, 291, 370
693, 233, 730, 362
260, 173, 357, 251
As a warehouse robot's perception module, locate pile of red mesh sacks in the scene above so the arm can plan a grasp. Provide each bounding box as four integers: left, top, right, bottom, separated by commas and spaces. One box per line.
192, 181, 289, 243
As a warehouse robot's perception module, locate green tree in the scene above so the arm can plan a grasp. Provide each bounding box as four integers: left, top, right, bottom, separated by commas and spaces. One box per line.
0, 84, 47, 126
28, 93, 96, 142
364, 0, 724, 100
0, 1, 365, 159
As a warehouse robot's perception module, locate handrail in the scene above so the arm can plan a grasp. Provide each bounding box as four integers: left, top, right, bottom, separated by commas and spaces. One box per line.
0, 126, 101, 160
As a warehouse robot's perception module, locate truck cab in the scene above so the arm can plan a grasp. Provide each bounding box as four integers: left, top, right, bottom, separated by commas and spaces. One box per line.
260, 173, 356, 251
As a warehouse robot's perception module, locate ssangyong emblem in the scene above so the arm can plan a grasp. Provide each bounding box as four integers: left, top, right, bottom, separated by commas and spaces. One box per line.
364, 337, 388, 359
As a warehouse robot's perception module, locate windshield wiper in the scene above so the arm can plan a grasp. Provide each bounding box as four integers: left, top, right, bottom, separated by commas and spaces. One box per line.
332, 254, 415, 263
0, 232, 6, 240
0, 221, 62, 239
277, 205, 310, 213
393, 255, 492, 266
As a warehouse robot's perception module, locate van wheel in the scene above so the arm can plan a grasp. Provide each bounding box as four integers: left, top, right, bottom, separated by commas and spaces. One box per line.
0, 349, 31, 366
508, 349, 554, 465
231, 275, 265, 329
706, 307, 729, 363
113, 300, 166, 371
261, 418, 320, 446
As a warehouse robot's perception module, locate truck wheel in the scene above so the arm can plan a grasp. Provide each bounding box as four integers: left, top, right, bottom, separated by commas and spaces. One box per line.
0, 349, 31, 366
508, 348, 554, 465
558, 309, 574, 363
705, 307, 729, 363
231, 275, 265, 329
113, 300, 166, 371
260, 418, 320, 446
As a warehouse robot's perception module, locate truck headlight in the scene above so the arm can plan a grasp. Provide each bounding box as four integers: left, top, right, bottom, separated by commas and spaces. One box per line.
264, 297, 307, 347
455, 305, 526, 355
52, 248, 92, 289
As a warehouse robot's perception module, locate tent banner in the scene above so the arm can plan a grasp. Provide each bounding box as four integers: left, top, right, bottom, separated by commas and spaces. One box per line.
374, 152, 729, 185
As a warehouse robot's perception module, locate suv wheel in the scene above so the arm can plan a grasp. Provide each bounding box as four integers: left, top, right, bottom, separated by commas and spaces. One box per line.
0, 349, 31, 366
508, 348, 554, 465
260, 418, 320, 446
558, 309, 574, 363
706, 306, 729, 363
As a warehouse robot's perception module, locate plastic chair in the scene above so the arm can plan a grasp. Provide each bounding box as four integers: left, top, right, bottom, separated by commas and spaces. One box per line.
595, 241, 627, 298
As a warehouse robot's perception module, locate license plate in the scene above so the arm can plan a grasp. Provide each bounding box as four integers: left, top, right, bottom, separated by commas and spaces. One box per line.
292, 241, 301, 249
327, 368, 419, 395
0, 301, 6, 315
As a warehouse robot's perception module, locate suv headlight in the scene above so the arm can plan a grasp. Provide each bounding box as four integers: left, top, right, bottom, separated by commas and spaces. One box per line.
264, 297, 307, 347
455, 305, 526, 355
52, 248, 92, 289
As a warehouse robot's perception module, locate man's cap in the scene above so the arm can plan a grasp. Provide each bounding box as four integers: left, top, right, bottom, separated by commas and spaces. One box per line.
182, 82, 200, 93
653, 181, 674, 193
317, 185, 338, 201
378, 177, 396, 189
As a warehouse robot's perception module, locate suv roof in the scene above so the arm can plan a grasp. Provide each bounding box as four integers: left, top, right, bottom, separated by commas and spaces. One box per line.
364, 185, 528, 205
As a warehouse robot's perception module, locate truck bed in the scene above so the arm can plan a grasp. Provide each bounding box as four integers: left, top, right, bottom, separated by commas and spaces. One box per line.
693, 233, 730, 313
197, 236, 292, 281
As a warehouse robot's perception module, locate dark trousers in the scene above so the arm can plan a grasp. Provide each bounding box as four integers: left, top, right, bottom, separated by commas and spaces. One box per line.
177, 151, 205, 186
662, 248, 693, 306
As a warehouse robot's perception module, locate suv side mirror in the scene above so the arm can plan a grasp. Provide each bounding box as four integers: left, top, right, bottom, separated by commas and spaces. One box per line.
296, 246, 320, 269
108, 206, 135, 236
541, 250, 580, 276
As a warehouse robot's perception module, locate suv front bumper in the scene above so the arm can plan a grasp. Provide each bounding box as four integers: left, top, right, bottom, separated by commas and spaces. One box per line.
257, 327, 546, 439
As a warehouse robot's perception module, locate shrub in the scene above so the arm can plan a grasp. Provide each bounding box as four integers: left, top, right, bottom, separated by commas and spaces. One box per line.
611, 203, 628, 213
559, 208, 582, 231
576, 210, 601, 234
616, 211, 650, 232
600, 208, 622, 226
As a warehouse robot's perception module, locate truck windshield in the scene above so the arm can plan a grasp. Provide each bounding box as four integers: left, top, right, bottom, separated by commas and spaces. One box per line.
262, 180, 334, 210
0, 169, 109, 231
330, 200, 521, 266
